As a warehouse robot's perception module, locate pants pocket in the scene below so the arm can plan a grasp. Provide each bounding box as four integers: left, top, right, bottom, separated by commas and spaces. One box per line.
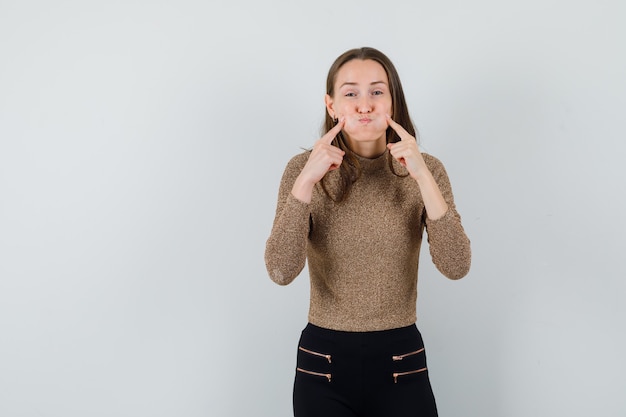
296, 345, 333, 383
296, 367, 332, 382
298, 346, 332, 363
391, 346, 428, 383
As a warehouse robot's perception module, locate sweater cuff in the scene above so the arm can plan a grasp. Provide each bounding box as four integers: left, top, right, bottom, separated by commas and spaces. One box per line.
425, 208, 459, 236
425, 206, 453, 225
283, 192, 311, 223
287, 191, 310, 208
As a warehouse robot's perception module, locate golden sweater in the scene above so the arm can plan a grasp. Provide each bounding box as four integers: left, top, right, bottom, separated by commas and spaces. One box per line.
265, 149, 471, 332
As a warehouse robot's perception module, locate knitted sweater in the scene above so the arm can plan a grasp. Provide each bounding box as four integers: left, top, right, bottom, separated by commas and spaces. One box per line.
265, 149, 471, 332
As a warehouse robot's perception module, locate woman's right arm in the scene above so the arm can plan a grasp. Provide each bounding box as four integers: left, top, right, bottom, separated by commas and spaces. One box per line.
265, 120, 346, 285
264, 155, 312, 285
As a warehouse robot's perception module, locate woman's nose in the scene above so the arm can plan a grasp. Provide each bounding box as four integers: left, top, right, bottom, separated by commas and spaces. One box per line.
357, 98, 373, 113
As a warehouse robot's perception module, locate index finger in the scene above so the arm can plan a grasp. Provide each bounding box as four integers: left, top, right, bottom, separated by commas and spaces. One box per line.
386, 115, 414, 142
321, 117, 345, 145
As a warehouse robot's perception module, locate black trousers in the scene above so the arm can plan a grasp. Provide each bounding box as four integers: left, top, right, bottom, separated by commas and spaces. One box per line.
293, 323, 438, 417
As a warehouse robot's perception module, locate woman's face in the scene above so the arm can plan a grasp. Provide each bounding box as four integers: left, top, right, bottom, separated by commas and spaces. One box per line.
326, 59, 392, 154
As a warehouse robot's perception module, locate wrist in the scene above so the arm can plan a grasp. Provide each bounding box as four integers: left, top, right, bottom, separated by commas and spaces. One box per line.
411, 169, 432, 183
291, 175, 316, 204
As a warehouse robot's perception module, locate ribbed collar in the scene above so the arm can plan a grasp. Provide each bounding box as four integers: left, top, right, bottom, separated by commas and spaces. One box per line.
353, 148, 409, 176
353, 149, 389, 174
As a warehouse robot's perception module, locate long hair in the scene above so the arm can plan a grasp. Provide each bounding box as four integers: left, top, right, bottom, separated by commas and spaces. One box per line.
321, 47, 416, 202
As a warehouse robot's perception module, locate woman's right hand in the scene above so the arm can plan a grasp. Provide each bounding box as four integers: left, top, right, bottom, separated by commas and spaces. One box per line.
291, 118, 345, 203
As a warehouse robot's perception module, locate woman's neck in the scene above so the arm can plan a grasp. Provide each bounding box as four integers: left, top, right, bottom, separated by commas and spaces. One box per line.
346, 138, 387, 159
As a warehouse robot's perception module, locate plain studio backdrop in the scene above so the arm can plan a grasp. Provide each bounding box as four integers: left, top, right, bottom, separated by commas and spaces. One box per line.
1, 1, 625, 416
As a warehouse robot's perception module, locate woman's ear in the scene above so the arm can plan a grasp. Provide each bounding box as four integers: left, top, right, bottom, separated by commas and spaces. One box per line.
325, 94, 335, 119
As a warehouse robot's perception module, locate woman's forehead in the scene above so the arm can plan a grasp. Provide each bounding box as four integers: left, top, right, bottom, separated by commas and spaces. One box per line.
335, 59, 389, 85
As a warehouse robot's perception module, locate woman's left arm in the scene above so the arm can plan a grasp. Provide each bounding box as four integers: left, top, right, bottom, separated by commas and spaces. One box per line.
386, 115, 471, 279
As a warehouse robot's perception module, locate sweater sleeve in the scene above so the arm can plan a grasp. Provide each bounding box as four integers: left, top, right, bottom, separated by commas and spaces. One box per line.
423, 155, 472, 280
264, 153, 311, 285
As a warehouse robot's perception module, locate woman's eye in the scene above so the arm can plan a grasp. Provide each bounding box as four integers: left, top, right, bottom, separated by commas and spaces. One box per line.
345, 92, 356, 97
372, 90, 384, 96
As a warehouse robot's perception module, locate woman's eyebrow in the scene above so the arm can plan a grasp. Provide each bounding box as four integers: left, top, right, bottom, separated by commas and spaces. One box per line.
339, 81, 387, 88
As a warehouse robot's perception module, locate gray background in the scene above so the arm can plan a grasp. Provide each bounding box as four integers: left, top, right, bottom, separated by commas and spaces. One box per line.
1, 0, 625, 416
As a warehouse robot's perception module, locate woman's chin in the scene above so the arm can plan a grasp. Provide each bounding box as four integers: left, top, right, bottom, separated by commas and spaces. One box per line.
344, 129, 387, 144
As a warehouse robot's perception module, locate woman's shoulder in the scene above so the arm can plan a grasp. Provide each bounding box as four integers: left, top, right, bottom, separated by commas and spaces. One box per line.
283, 149, 312, 172
421, 152, 448, 174
288, 149, 312, 164
277, 149, 312, 183
421, 151, 442, 165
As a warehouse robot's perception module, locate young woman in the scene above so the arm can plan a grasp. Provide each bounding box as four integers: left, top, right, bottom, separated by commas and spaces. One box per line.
265, 47, 471, 417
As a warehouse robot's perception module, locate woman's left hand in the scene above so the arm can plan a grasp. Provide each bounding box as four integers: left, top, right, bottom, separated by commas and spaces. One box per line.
385, 115, 427, 180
